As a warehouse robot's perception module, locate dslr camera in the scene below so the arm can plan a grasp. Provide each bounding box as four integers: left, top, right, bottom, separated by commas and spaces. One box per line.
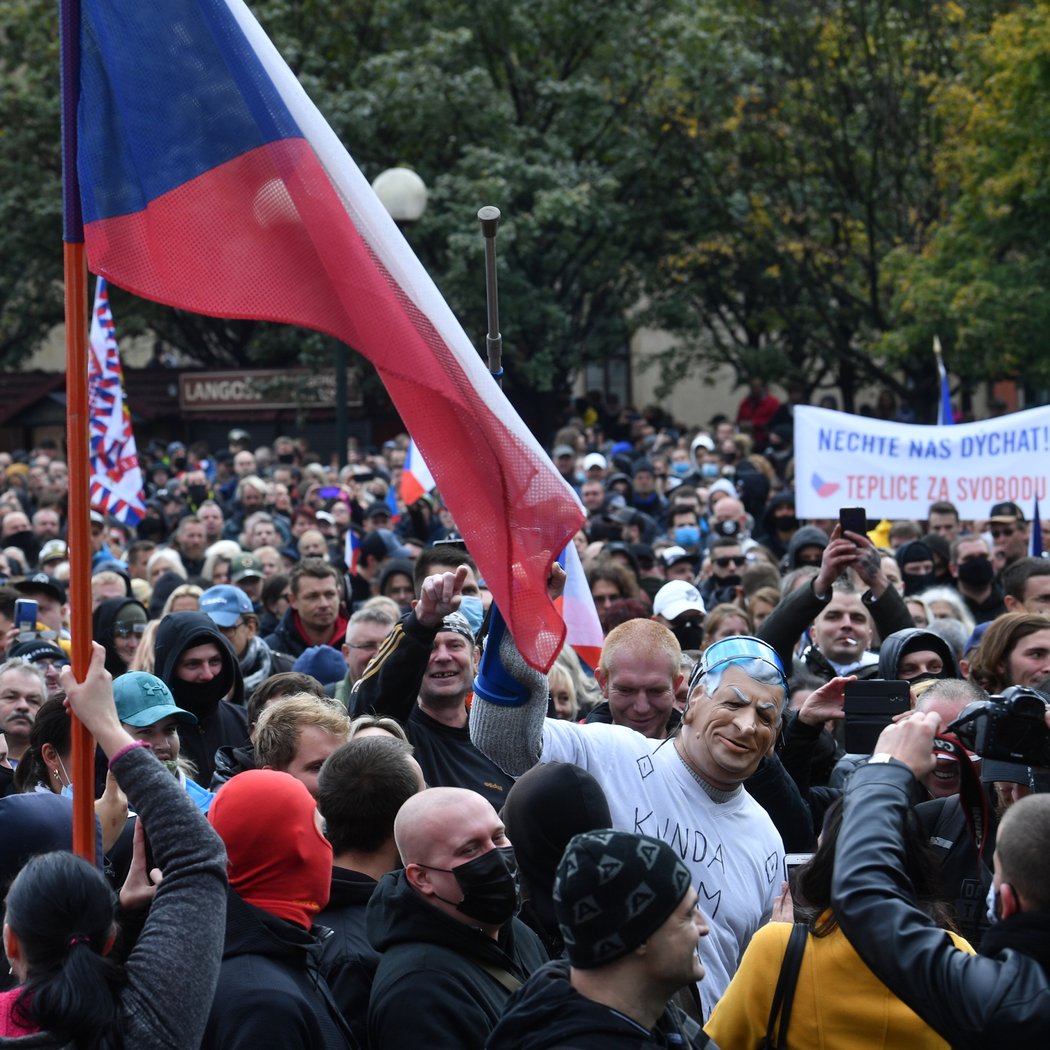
947, 686, 1050, 769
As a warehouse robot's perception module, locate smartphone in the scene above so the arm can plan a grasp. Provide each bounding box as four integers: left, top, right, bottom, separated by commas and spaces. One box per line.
843, 679, 911, 754
784, 853, 814, 883
318, 486, 342, 499
14, 598, 38, 634
839, 506, 867, 536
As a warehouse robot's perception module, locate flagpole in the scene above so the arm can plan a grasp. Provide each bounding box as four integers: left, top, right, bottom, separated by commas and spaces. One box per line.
60, 0, 96, 863
477, 206, 503, 389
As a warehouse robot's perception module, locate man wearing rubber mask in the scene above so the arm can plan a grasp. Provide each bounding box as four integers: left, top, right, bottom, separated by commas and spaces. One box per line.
366, 786, 548, 1049
471, 617, 790, 1020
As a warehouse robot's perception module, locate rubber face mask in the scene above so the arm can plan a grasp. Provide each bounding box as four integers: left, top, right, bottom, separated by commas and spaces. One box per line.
458, 595, 485, 637
427, 846, 520, 926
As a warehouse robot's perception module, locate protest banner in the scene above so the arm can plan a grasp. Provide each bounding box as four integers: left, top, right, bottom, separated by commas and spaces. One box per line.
795, 405, 1050, 520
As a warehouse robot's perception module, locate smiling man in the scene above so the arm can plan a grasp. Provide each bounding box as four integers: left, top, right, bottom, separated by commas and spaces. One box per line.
351, 565, 515, 808
472, 634, 789, 1019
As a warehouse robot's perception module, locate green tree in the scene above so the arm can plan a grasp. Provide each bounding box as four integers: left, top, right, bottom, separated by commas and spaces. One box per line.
0, 2, 64, 362
643, 0, 1007, 415
880, 1, 1050, 394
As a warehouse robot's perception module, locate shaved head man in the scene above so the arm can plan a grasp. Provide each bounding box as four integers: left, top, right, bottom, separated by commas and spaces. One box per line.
368, 786, 547, 1049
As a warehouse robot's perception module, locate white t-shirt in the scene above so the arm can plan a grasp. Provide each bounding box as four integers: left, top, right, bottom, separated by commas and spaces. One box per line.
541, 718, 784, 1017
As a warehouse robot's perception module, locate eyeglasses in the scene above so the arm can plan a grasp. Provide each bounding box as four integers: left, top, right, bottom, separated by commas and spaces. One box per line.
113, 623, 146, 638
219, 619, 249, 635
990, 527, 1016, 538
346, 641, 381, 652
712, 556, 746, 568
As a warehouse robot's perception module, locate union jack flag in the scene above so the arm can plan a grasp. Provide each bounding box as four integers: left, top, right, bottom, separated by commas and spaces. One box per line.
88, 278, 146, 524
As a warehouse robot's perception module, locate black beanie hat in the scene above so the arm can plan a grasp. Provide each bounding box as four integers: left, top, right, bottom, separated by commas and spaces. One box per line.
553, 829, 692, 968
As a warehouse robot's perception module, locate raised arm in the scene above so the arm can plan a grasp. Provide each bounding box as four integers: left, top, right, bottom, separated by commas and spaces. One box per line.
61, 645, 228, 1050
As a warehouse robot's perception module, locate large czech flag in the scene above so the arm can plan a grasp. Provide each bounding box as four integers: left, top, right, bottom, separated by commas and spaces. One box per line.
75, 0, 582, 671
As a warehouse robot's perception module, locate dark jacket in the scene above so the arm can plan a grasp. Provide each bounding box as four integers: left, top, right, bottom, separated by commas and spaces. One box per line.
202, 888, 353, 1050
154, 612, 249, 786
317, 868, 379, 1050
753, 492, 797, 561
209, 743, 256, 790
877, 628, 961, 680
486, 959, 713, 1050
833, 761, 1050, 1049
367, 870, 548, 1050
263, 606, 347, 660
351, 611, 514, 810
92, 597, 148, 678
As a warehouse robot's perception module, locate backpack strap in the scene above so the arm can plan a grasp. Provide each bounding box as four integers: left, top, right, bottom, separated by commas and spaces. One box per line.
763, 922, 808, 1049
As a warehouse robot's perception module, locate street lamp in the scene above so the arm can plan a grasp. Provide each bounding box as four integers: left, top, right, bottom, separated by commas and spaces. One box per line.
371, 167, 429, 223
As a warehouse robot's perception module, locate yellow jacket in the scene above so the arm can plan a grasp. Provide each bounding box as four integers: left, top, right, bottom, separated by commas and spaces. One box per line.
705, 915, 973, 1049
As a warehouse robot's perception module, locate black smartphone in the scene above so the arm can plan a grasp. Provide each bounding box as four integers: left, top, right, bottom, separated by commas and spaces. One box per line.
843, 679, 911, 754
14, 598, 38, 634
839, 506, 867, 536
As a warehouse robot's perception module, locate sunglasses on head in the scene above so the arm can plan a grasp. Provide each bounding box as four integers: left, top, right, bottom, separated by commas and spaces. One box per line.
113, 622, 147, 638
713, 555, 746, 568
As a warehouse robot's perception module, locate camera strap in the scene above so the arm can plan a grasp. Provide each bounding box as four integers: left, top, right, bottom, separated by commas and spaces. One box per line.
933, 733, 988, 867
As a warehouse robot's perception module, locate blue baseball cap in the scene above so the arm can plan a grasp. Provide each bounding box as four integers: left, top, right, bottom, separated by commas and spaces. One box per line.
200, 584, 255, 628
113, 672, 197, 727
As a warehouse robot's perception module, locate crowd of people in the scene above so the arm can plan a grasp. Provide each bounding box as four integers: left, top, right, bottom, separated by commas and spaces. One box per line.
1, 398, 1049, 1048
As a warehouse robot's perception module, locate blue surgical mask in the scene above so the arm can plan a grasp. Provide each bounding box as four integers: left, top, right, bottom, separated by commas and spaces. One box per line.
671, 462, 690, 477
458, 595, 485, 636
701, 463, 720, 479
674, 525, 700, 548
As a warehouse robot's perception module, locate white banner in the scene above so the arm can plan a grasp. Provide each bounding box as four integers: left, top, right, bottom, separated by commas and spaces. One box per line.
794, 405, 1050, 521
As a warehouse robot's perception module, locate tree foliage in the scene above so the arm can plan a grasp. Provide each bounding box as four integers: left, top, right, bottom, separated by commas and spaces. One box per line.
0, 0, 1030, 424
879, 1, 1050, 392
642, 0, 1008, 414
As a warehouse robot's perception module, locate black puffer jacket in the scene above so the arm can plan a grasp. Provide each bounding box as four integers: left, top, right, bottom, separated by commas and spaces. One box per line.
154, 612, 248, 786
833, 761, 1050, 1049
201, 888, 353, 1050
487, 959, 713, 1049
367, 869, 548, 1050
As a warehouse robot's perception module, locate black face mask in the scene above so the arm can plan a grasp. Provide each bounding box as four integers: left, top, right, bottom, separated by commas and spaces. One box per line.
187, 484, 208, 504
671, 618, 704, 651
714, 519, 740, 538
957, 557, 994, 587
425, 846, 520, 926
774, 515, 799, 532
905, 671, 942, 688
902, 571, 933, 596
277, 453, 296, 464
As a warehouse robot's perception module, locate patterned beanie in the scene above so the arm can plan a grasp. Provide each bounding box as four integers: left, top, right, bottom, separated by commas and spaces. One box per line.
554, 829, 692, 968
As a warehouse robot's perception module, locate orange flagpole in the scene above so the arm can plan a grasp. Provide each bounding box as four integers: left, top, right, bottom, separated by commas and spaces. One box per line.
61, 0, 95, 863
64, 241, 96, 864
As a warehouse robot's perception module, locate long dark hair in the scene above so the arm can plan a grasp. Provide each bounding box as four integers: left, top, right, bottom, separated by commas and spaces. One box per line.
795, 797, 955, 936
12, 695, 70, 794
4, 851, 124, 1048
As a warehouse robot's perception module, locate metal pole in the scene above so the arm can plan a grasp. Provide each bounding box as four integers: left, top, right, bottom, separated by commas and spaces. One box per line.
477, 206, 503, 388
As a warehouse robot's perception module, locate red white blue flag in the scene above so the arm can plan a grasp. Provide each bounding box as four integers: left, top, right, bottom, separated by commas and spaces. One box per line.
344, 528, 362, 575
75, 0, 582, 670
88, 278, 145, 524
556, 541, 604, 671
401, 438, 436, 508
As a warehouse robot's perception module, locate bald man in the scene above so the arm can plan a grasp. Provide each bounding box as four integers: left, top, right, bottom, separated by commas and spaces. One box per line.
365, 787, 548, 1050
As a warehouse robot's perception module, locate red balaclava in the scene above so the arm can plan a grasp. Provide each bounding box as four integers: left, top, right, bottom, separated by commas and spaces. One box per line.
209, 769, 332, 929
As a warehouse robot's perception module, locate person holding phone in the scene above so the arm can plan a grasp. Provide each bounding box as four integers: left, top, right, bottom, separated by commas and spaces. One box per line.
758, 515, 914, 685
